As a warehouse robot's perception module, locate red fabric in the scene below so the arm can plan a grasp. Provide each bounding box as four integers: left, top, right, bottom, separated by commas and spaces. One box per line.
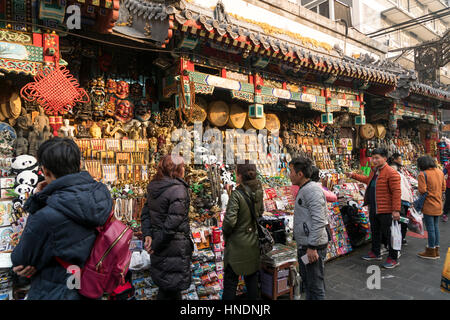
113, 282, 132, 294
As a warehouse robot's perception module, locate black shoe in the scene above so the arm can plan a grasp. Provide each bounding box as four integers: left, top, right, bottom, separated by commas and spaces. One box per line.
402, 239, 407, 245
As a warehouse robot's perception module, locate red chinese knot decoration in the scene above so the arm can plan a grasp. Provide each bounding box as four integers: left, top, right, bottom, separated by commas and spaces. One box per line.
20, 65, 90, 115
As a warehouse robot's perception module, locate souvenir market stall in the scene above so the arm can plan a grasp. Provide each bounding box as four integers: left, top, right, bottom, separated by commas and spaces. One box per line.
1, 0, 450, 301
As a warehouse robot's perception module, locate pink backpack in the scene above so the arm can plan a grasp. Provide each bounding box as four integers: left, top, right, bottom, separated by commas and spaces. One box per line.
57, 213, 133, 299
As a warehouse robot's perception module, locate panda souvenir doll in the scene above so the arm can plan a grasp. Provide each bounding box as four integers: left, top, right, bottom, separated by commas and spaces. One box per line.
10, 155, 44, 213
11, 155, 39, 175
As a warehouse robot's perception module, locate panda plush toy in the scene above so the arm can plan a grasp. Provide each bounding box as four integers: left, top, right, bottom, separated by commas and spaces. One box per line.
10, 155, 43, 209
11, 155, 39, 176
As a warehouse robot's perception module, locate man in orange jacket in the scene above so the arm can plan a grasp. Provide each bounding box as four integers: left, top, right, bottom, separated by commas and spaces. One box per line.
347, 148, 402, 269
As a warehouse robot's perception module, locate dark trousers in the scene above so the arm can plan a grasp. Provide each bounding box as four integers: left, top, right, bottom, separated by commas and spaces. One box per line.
369, 210, 398, 260
298, 247, 327, 300
444, 188, 450, 215
222, 265, 259, 300
400, 204, 408, 240
157, 288, 182, 300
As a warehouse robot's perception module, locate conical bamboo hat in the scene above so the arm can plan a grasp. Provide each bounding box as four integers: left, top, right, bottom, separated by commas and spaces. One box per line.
227, 104, 246, 129
207, 100, 229, 127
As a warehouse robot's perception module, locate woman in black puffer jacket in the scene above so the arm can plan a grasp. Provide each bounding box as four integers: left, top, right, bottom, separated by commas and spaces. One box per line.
141, 155, 192, 300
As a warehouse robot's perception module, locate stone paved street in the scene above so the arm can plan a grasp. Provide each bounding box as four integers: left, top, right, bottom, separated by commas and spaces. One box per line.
324, 218, 450, 300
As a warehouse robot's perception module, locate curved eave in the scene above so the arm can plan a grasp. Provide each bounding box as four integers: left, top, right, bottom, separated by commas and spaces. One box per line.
171, 17, 398, 86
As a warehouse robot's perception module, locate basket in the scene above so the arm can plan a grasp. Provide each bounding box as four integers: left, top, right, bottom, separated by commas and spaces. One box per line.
189, 96, 208, 123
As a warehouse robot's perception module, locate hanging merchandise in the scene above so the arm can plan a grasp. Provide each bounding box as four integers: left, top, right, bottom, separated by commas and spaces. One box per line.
20, 64, 90, 117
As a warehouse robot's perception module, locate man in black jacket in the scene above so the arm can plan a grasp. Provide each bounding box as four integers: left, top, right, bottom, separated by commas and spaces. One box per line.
11, 138, 112, 300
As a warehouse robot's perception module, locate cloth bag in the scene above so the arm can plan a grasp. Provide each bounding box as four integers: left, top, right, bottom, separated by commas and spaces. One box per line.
391, 221, 402, 251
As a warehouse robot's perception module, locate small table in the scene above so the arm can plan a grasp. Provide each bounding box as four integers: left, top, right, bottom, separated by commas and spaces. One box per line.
260, 261, 297, 300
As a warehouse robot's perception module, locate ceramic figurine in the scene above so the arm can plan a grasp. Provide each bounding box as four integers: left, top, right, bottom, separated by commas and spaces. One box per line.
89, 122, 102, 139
33, 107, 50, 133
28, 125, 39, 157
60, 119, 76, 138
16, 108, 32, 131
13, 130, 28, 156
76, 122, 90, 139
42, 125, 52, 141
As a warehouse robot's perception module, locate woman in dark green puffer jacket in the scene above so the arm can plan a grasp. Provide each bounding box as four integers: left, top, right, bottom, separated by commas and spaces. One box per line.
222, 162, 264, 300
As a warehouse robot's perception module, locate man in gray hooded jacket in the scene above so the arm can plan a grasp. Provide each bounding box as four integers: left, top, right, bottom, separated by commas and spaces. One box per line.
289, 157, 329, 300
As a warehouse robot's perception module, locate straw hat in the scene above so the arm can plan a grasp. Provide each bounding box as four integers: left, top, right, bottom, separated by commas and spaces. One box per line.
1, 102, 10, 119
0, 105, 5, 121
9, 92, 22, 119
244, 113, 266, 130
227, 104, 246, 129
374, 123, 386, 139
207, 100, 229, 127
265, 113, 280, 133
360, 124, 375, 140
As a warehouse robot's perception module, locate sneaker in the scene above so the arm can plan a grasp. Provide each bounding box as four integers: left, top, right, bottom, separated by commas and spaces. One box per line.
382, 257, 400, 269
443, 215, 448, 223
380, 247, 388, 256
397, 252, 402, 258
362, 251, 382, 261
402, 239, 408, 246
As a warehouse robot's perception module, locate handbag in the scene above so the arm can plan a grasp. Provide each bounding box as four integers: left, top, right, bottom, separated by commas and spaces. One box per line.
390, 220, 402, 251
238, 189, 274, 256
413, 171, 428, 211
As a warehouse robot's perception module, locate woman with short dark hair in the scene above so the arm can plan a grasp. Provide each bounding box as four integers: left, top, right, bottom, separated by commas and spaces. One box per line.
141, 154, 192, 300
11, 138, 112, 300
222, 161, 263, 300
416, 156, 445, 260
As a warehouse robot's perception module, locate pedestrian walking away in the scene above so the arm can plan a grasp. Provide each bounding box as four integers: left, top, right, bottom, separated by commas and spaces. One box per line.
222, 161, 263, 300
289, 157, 329, 300
416, 156, 445, 260
347, 148, 402, 269
141, 154, 193, 300
442, 161, 450, 223
389, 153, 414, 246
11, 138, 113, 300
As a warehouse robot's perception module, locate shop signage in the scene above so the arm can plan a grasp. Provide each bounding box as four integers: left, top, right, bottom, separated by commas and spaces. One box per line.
301, 93, 317, 103
272, 88, 291, 100
205, 75, 241, 91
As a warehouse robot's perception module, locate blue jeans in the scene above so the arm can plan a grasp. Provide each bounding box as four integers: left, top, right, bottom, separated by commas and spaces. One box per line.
423, 214, 440, 248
